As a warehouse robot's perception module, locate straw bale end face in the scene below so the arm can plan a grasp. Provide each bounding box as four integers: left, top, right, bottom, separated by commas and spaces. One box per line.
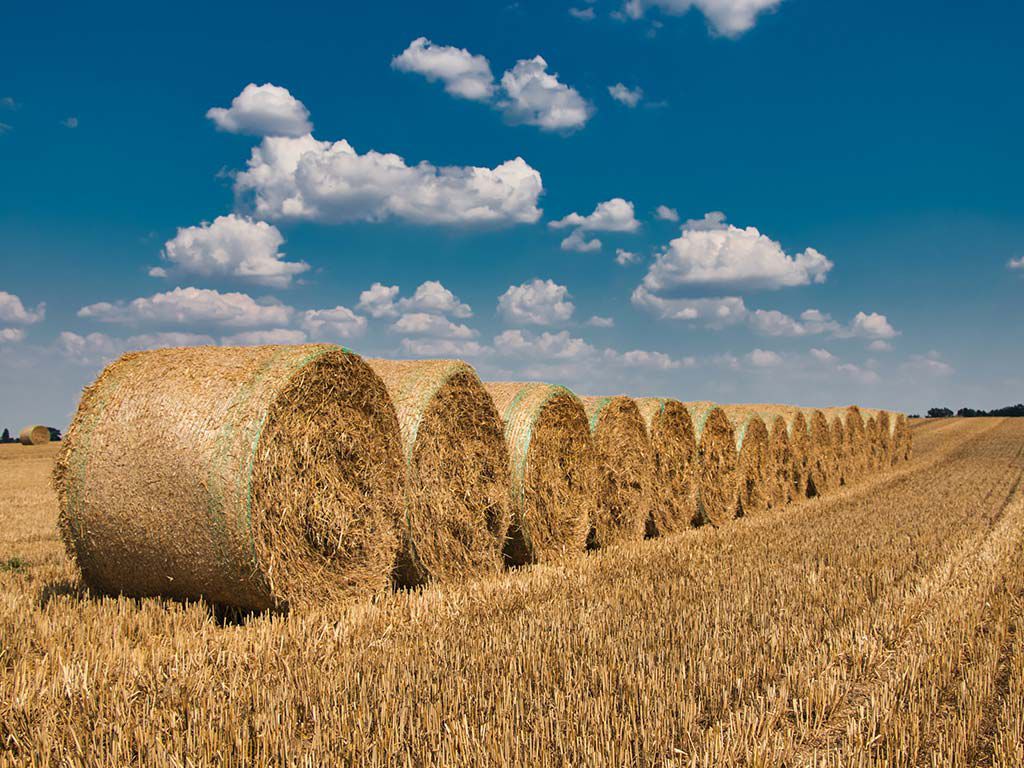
485, 382, 596, 566
581, 396, 653, 548
804, 409, 837, 496
634, 398, 698, 536
54, 344, 404, 612
367, 360, 511, 587
683, 402, 740, 527
720, 409, 772, 517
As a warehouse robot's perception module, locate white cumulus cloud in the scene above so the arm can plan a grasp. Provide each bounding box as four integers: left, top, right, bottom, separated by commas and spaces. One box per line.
616, 248, 640, 266
357, 283, 401, 318
569, 6, 597, 20
391, 41, 593, 134
392, 38, 496, 101
622, 0, 783, 37
234, 134, 543, 226
57, 331, 216, 366
77, 287, 293, 328
398, 280, 472, 317
391, 312, 477, 339
1, 327, 26, 343
206, 83, 312, 137
550, 198, 640, 232
355, 281, 471, 319
747, 348, 783, 368
494, 329, 595, 360
498, 279, 575, 325
300, 306, 368, 339
221, 328, 308, 346
400, 338, 488, 357
642, 212, 832, 293
608, 83, 643, 107
0, 291, 45, 324
499, 56, 594, 132
654, 204, 679, 222
846, 311, 898, 340
1009, 256, 1024, 270
587, 315, 615, 328
159, 214, 309, 288
631, 286, 748, 328
560, 229, 602, 252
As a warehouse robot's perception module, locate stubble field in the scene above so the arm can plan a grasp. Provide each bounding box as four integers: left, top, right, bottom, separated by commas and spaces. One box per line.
1, 417, 1022, 766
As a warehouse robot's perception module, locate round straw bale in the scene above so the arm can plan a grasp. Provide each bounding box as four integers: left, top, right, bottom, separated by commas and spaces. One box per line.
484, 382, 595, 565
827, 414, 848, 486
720, 407, 773, 516
758, 413, 795, 508
891, 413, 913, 463
804, 409, 838, 496
19, 425, 51, 445
864, 413, 881, 470
865, 410, 893, 469
683, 402, 740, 526
53, 344, 404, 612
634, 398, 699, 535
744, 405, 810, 499
367, 360, 511, 586
824, 406, 868, 482
580, 396, 653, 548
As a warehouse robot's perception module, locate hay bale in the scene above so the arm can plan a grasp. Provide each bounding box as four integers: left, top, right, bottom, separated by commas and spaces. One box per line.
760, 414, 795, 507
580, 396, 653, 547
864, 413, 880, 470
743, 405, 811, 499
18, 425, 50, 445
804, 409, 838, 495
828, 414, 849, 486
891, 413, 913, 463
720, 407, 773, 516
683, 402, 740, 526
53, 344, 404, 611
484, 382, 595, 566
367, 360, 511, 586
864, 410, 893, 470
824, 406, 867, 482
635, 398, 699, 535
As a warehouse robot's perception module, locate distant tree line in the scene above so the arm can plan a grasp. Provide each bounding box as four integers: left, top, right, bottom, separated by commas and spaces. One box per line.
924, 404, 1024, 418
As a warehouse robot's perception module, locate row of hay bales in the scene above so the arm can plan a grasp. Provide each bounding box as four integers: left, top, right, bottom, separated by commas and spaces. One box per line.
52, 344, 910, 612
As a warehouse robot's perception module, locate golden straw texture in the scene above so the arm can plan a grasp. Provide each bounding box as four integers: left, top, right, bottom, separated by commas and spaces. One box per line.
485, 382, 596, 565
720, 407, 773, 516
683, 402, 740, 526
581, 396, 653, 547
635, 398, 699, 535
367, 360, 511, 586
53, 344, 404, 611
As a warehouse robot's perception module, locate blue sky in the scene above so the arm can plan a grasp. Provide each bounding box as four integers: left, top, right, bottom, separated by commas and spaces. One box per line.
2, 0, 1022, 429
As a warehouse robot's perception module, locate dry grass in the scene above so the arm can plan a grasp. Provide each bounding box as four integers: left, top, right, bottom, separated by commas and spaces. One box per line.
3, 419, 1011, 767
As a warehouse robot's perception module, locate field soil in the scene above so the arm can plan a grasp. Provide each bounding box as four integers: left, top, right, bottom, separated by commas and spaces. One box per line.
2, 419, 1023, 766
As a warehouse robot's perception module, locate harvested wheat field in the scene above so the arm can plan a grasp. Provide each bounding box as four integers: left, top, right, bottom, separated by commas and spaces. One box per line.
3, 419, 1023, 766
